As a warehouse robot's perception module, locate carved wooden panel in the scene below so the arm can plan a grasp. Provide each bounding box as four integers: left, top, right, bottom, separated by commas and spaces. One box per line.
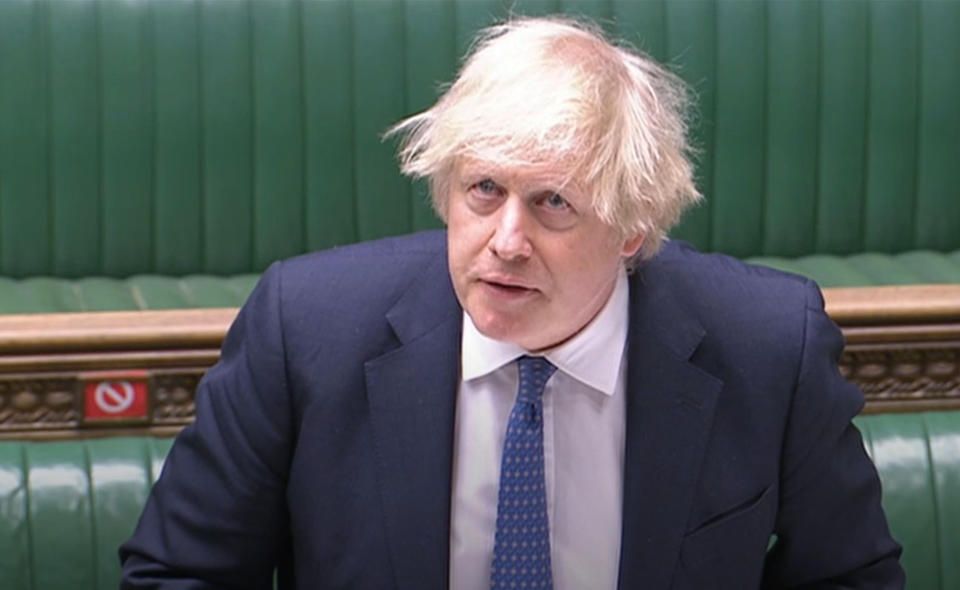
0, 375, 78, 432
842, 345, 960, 413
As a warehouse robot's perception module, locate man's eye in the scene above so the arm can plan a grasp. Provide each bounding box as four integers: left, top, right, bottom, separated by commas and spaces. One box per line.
475, 179, 499, 195
543, 193, 570, 211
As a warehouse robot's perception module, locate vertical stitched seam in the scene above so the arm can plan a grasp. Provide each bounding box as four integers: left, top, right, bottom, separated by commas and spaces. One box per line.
296, 0, 308, 253
349, 2, 358, 243
811, 0, 823, 254
660, 0, 667, 61
147, 438, 158, 484
708, 0, 718, 251
759, 0, 769, 255
146, 0, 158, 272
22, 444, 35, 590
129, 280, 148, 310
859, 1, 872, 253
400, 0, 412, 233
196, 0, 207, 273
42, 0, 55, 276
247, 0, 257, 271
910, 1, 922, 250
178, 276, 195, 307
83, 442, 99, 590
71, 279, 86, 312
920, 417, 945, 590
94, 0, 105, 275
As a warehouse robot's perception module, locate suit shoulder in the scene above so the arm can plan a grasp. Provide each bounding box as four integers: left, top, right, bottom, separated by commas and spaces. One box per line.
644, 240, 821, 311
637, 241, 826, 357
241, 230, 449, 328
282, 230, 446, 275
650, 240, 812, 288
277, 230, 445, 298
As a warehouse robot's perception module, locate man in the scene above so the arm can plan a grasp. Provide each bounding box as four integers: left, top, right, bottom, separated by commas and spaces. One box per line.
121, 16, 903, 589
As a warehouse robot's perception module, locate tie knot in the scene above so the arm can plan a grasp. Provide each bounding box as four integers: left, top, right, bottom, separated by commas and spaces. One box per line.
516, 356, 556, 401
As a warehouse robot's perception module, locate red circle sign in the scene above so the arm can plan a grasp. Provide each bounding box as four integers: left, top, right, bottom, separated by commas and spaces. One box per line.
94, 381, 136, 414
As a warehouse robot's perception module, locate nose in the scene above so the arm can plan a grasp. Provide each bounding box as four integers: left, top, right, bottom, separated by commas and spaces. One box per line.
488, 197, 533, 261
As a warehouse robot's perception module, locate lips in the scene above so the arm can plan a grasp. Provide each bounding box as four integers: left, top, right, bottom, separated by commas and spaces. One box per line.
485, 280, 532, 292
478, 276, 539, 300
480, 273, 534, 289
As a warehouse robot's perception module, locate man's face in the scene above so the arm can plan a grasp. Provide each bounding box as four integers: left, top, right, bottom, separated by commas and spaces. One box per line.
447, 158, 643, 352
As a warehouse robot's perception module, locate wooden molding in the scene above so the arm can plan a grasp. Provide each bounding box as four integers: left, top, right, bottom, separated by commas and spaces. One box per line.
823, 284, 960, 325
0, 285, 958, 438
0, 309, 232, 439
0, 308, 237, 353
824, 285, 960, 414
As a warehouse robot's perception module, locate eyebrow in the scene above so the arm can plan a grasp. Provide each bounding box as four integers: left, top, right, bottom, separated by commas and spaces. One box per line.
457, 161, 584, 198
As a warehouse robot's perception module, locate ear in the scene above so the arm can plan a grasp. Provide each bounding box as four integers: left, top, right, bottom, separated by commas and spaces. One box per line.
620, 234, 644, 258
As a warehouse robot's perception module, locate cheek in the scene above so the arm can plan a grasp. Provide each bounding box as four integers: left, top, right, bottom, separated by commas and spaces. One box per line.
446, 204, 483, 286
548, 241, 622, 300
448, 203, 490, 255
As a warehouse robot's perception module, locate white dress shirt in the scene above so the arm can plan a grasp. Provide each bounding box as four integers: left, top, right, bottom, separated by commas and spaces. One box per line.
449, 267, 629, 590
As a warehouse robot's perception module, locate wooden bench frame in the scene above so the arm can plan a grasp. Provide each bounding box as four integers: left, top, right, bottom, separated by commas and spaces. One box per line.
1, 286, 958, 440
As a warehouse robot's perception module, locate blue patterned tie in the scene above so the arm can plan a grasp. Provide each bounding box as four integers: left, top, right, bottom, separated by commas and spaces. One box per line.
491, 356, 557, 590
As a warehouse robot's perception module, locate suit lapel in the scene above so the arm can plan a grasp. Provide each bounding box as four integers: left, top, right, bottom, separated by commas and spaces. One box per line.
364, 252, 461, 590
617, 269, 724, 590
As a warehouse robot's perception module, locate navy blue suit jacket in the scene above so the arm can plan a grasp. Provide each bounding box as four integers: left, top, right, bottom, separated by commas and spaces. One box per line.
121, 230, 903, 589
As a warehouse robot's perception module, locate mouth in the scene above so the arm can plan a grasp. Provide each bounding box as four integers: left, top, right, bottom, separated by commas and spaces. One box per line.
478, 278, 538, 298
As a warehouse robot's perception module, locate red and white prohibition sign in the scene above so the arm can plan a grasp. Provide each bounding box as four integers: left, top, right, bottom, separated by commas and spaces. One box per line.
94, 381, 136, 414
82, 373, 149, 421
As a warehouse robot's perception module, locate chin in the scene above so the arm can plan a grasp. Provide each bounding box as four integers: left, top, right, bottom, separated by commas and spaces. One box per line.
472, 316, 519, 342
471, 310, 532, 346
483, 322, 559, 352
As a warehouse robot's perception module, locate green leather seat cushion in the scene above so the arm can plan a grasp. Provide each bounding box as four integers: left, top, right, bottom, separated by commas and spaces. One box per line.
747, 249, 960, 288
0, 274, 259, 313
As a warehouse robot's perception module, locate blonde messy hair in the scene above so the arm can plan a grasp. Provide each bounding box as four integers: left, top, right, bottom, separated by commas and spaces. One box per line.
387, 16, 701, 262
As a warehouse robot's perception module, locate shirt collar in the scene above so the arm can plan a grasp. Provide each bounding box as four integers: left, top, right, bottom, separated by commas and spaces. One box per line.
461, 266, 630, 397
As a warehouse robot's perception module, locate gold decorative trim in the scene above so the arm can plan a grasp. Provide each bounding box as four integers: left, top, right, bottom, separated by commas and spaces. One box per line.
0, 285, 957, 438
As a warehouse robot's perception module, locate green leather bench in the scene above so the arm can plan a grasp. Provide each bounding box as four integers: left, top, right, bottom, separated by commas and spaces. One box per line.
0, 412, 955, 589
0, 0, 958, 313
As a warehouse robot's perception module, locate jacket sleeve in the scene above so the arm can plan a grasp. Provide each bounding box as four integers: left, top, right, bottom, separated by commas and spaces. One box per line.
762, 280, 905, 589
120, 261, 293, 589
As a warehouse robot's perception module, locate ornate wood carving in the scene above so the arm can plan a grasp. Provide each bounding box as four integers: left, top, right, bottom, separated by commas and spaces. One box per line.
840, 345, 960, 414
0, 375, 79, 432
0, 285, 958, 438
153, 370, 204, 425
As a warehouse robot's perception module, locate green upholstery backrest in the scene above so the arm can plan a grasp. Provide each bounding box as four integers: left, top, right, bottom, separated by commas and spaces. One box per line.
0, 437, 173, 590
857, 412, 960, 590
0, 412, 956, 589
1, 0, 958, 280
